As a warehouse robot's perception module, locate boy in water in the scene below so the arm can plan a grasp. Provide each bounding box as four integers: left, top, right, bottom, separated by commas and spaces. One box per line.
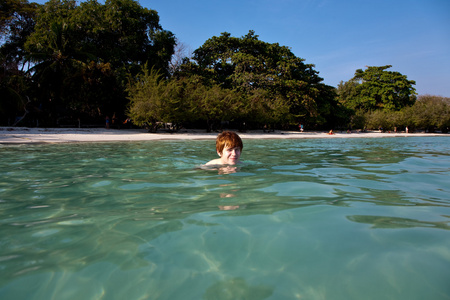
205, 131, 243, 165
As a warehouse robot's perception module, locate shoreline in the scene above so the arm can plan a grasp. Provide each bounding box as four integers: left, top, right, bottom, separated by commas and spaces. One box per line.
0, 127, 448, 144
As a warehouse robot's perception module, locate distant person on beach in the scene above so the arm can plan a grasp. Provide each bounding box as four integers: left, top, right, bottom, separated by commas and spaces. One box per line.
205, 131, 243, 166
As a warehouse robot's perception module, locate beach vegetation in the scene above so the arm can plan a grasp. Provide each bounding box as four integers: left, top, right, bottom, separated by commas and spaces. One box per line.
1, 0, 37, 66
1, 0, 175, 126
360, 95, 450, 133
170, 30, 344, 130
337, 65, 416, 112
1, 0, 38, 125
127, 31, 349, 131
334, 65, 450, 132
1, 0, 448, 133
127, 67, 243, 132
410, 95, 450, 132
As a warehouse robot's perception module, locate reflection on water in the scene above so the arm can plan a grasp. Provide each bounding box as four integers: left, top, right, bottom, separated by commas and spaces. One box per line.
204, 277, 274, 300
348, 215, 450, 230
1, 137, 450, 299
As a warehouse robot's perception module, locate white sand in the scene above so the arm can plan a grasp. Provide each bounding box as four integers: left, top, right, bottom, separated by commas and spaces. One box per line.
0, 127, 447, 144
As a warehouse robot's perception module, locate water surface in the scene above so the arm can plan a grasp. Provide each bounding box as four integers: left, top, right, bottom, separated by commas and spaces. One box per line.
1, 137, 450, 299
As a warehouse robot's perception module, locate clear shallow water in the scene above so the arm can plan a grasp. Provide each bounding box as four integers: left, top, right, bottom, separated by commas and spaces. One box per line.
1, 136, 450, 300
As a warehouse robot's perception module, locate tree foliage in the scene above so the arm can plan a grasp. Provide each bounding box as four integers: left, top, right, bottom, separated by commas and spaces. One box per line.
5, 1, 442, 132
127, 68, 243, 132
1, 0, 38, 65
338, 65, 416, 112
410, 95, 450, 132
127, 31, 348, 130
359, 95, 450, 133
175, 31, 340, 128
1, 0, 39, 124
1, 0, 175, 126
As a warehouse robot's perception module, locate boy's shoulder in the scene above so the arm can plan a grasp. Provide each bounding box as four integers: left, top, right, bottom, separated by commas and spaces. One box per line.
204, 159, 244, 166
204, 158, 222, 166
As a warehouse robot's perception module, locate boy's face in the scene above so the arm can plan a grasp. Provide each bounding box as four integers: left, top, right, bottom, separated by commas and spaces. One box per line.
218, 145, 241, 165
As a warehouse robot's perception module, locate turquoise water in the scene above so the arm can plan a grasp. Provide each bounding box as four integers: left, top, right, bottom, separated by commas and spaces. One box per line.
1, 136, 450, 300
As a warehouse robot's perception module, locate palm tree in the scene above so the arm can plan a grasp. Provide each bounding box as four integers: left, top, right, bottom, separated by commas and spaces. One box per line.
25, 21, 97, 124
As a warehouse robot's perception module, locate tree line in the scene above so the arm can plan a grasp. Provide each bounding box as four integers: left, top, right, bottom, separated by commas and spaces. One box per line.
1, 0, 175, 127
337, 65, 450, 133
2, 0, 449, 132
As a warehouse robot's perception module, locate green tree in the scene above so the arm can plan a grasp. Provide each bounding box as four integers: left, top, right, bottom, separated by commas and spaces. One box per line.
1, 0, 38, 66
22, 0, 175, 124
126, 68, 167, 131
338, 65, 416, 112
73, 0, 175, 74
25, 19, 95, 123
187, 80, 242, 131
411, 95, 450, 132
364, 109, 405, 131
1, 0, 39, 125
127, 68, 242, 132
351, 95, 450, 133
64, 61, 122, 120
179, 30, 338, 128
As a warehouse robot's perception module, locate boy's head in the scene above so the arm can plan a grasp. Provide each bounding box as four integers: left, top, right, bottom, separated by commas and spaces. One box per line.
216, 131, 243, 155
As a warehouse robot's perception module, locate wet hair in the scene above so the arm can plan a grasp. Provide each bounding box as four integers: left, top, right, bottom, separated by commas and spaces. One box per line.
216, 131, 243, 154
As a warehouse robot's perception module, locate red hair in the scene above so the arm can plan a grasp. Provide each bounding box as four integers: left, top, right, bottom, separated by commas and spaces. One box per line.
216, 131, 243, 154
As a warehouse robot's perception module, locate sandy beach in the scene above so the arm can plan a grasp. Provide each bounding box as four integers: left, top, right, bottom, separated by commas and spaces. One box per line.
0, 127, 448, 144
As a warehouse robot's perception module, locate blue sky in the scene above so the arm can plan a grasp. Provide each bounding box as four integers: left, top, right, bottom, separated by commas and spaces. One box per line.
32, 0, 450, 97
